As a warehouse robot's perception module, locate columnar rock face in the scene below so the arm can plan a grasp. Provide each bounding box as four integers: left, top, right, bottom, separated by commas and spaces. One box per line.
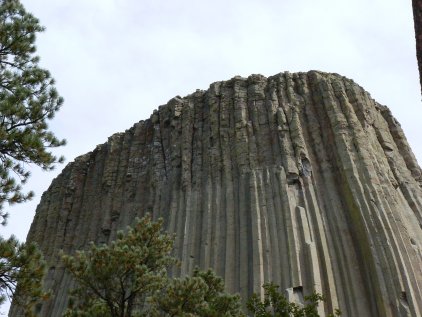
10, 71, 422, 316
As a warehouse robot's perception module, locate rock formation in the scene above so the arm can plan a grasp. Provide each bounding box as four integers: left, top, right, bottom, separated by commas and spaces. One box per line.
10, 71, 422, 317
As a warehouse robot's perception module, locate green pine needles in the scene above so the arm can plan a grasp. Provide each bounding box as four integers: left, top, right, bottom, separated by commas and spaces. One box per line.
0, 0, 64, 313
247, 283, 341, 317
61, 215, 244, 317
0, 235, 48, 315
151, 268, 243, 317
0, 0, 65, 224
62, 215, 340, 317
61, 216, 177, 317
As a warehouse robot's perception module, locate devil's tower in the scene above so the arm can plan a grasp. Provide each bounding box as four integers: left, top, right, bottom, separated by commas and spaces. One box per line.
10, 71, 422, 317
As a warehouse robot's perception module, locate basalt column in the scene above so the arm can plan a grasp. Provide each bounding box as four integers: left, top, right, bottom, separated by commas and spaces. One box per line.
10, 71, 422, 317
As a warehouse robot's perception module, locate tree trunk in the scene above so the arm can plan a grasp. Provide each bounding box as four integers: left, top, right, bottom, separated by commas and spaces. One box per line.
413, 0, 422, 97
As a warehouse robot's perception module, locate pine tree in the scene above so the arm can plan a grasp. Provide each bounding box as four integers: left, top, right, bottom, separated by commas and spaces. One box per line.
0, 0, 65, 224
0, 235, 48, 315
153, 268, 244, 317
62, 215, 177, 317
62, 215, 244, 317
62, 215, 345, 317
0, 0, 65, 313
247, 283, 341, 317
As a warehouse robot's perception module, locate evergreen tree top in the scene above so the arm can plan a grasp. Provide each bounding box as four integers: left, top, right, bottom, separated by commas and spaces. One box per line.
0, 0, 66, 224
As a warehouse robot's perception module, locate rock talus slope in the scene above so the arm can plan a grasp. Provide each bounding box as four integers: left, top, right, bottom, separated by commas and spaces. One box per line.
10, 71, 422, 316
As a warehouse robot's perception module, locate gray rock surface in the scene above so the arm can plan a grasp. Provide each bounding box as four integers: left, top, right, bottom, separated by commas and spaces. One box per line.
10, 71, 422, 316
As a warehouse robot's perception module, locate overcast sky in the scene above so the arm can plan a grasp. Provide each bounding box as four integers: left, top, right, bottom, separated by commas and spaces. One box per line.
1, 0, 421, 312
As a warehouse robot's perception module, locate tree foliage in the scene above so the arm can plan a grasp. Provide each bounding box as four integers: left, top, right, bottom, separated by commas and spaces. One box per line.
247, 283, 341, 317
152, 268, 244, 317
0, 235, 48, 315
63, 215, 344, 317
0, 0, 64, 313
0, 0, 65, 224
62, 215, 244, 317
62, 216, 176, 317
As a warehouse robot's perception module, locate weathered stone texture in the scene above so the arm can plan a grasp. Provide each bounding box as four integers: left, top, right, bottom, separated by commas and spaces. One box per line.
10, 71, 422, 316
